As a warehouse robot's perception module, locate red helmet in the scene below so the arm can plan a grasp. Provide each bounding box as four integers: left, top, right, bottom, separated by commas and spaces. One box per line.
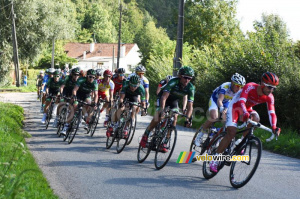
261, 72, 279, 86
103, 69, 113, 76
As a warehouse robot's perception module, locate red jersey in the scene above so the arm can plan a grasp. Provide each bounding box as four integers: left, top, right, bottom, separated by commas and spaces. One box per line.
112, 76, 124, 94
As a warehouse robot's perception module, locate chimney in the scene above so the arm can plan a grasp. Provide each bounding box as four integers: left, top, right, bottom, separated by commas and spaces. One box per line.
90, 43, 95, 53
120, 45, 126, 58
83, 51, 86, 59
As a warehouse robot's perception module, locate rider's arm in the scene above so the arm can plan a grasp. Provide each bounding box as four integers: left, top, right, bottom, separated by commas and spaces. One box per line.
182, 95, 187, 111
119, 93, 125, 104
72, 85, 79, 97
186, 101, 193, 119
217, 94, 225, 108
109, 89, 114, 102
145, 88, 149, 102
160, 91, 170, 110
266, 94, 277, 130
60, 85, 65, 95
93, 91, 98, 105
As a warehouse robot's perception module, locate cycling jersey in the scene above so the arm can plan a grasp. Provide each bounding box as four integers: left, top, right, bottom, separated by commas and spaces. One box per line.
158, 77, 195, 102
76, 77, 98, 98
127, 73, 149, 89
46, 78, 64, 95
209, 82, 236, 110
112, 76, 125, 94
121, 80, 146, 102
62, 75, 77, 97
97, 78, 115, 93
158, 79, 168, 88
226, 82, 277, 129
36, 75, 44, 86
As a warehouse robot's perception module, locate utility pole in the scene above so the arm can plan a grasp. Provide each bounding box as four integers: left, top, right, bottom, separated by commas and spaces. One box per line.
173, 0, 185, 76
117, 0, 122, 69
51, 37, 55, 68
11, 1, 20, 87
112, 45, 115, 70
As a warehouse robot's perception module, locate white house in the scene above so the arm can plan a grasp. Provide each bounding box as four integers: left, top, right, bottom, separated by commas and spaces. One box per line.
64, 42, 142, 73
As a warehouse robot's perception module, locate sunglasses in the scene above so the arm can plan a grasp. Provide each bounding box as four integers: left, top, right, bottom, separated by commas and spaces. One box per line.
264, 83, 276, 90
105, 75, 112, 78
137, 72, 145, 75
55, 75, 60, 78
129, 83, 139, 88
119, 74, 125, 76
233, 82, 243, 88
182, 76, 193, 80
88, 75, 95, 79
74, 74, 80, 76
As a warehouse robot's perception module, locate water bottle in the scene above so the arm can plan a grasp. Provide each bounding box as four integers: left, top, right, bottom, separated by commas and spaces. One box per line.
209, 127, 217, 138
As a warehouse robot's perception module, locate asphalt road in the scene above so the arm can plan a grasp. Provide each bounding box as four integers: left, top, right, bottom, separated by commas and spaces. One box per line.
1, 92, 299, 199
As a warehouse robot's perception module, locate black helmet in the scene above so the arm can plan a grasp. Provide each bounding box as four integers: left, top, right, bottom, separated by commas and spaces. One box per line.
117, 68, 125, 74
87, 69, 96, 76
71, 67, 80, 75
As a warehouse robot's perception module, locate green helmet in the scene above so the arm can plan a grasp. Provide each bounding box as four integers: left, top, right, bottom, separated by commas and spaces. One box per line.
45, 69, 49, 74
129, 75, 140, 86
72, 67, 80, 75
53, 70, 60, 76
87, 69, 96, 76
178, 66, 194, 77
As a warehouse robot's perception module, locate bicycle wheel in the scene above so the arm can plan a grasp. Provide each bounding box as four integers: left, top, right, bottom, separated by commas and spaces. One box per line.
90, 108, 101, 137
154, 127, 177, 170
68, 111, 81, 144
45, 104, 53, 129
137, 130, 154, 163
56, 107, 67, 136
190, 129, 209, 154
127, 113, 137, 145
106, 126, 116, 149
202, 132, 226, 179
116, 119, 132, 153
229, 137, 262, 188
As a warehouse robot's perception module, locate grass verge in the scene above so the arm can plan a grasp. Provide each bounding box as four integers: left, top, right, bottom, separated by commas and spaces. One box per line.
0, 80, 36, 92
0, 102, 58, 198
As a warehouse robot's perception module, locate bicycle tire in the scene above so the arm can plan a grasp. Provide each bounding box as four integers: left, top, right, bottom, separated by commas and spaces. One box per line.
106, 126, 116, 149
189, 130, 209, 154
229, 137, 262, 188
137, 130, 155, 163
56, 107, 67, 136
90, 108, 101, 137
202, 132, 226, 179
127, 113, 137, 145
154, 127, 177, 170
45, 103, 53, 130
68, 111, 81, 144
116, 118, 132, 153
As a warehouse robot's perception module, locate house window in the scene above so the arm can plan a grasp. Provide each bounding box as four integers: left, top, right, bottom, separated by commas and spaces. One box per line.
97, 62, 104, 68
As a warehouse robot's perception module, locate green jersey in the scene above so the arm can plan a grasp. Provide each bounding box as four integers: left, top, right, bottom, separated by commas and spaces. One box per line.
63, 75, 77, 94
158, 77, 195, 102
46, 78, 64, 94
121, 80, 146, 101
76, 77, 98, 96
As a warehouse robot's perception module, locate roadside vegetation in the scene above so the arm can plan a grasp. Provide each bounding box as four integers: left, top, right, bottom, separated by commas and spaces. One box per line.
0, 102, 58, 198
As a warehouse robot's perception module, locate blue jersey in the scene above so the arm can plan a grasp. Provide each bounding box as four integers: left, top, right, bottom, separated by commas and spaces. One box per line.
211, 82, 236, 107
127, 73, 149, 89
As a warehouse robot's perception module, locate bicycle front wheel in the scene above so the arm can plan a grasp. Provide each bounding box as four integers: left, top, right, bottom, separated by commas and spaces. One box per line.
154, 127, 177, 170
57, 107, 67, 137
116, 119, 132, 153
68, 111, 81, 144
90, 108, 101, 137
126, 113, 137, 145
229, 137, 262, 188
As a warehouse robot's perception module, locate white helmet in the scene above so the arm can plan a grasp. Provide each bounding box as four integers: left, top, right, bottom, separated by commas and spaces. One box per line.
40, 70, 44, 74
231, 73, 246, 86
48, 68, 55, 74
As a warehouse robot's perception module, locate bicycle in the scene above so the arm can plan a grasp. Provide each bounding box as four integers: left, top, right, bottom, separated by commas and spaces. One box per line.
86, 98, 106, 137
202, 119, 279, 188
105, 93, 120, 138
66, 99, 94, 144
137, 107, 191, 170
55, 96, 73, 138
106, 100, 145, 154
45, 95, 57, 130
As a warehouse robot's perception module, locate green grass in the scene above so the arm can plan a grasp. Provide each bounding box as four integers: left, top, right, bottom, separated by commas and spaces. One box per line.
0, 79, 37, 92
0, 102, 58, 198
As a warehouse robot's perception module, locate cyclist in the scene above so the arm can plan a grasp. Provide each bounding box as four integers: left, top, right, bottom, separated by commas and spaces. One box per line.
52, 67, 80, 128
128, 65, 149, 108
107, 75, 146, 137
36, 70, 45, 100
97, 69, 115, 127
40, 68, 55, 113
41, 70, 64, 124
61, 69, 98, 133
140, 66, 195, 152
209, 72, 281, 173
96, 69, 103, 80
156, 75, 173, 95
194, 73, 246, 147
112, 68, 126, 95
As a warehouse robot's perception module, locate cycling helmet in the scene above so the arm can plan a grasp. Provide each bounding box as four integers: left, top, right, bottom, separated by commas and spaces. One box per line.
53, 70, 60, 76
135, 65, 146, 73
166, 75, 173, 81
87, 69, 96, 76
71, 67, 80, 75
117, 68, 125, 74
48, 68, 55, 74
45, 69, 49, 74
231, 73, 246, 86
96, 69, 103, 76
129, 75, 141, 85
178, 66, 194, 77
40, 70, 44, 74
261, 72, 279, 86
103, 69, 113, 76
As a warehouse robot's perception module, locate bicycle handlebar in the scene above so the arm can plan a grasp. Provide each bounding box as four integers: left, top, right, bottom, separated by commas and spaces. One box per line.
246, 119, 277, 142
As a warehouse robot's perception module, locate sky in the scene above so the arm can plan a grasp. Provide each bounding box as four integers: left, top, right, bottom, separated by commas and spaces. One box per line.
236, 0, 300, 41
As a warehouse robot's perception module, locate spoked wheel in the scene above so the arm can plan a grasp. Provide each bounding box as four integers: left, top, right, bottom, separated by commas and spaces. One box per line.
116, 119, 132, 153
190, 129, 209, 161
154, 127, 177, 170
45, 105, 53, 130
229, 137, 262, 188
137, 130, 154, 163
127, 113, 137, 145
90, 109, 101, 137
202, 132, 226, 179
106, 126, 116, 149
57, 107, 67, 137
68, 112, 81, 144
